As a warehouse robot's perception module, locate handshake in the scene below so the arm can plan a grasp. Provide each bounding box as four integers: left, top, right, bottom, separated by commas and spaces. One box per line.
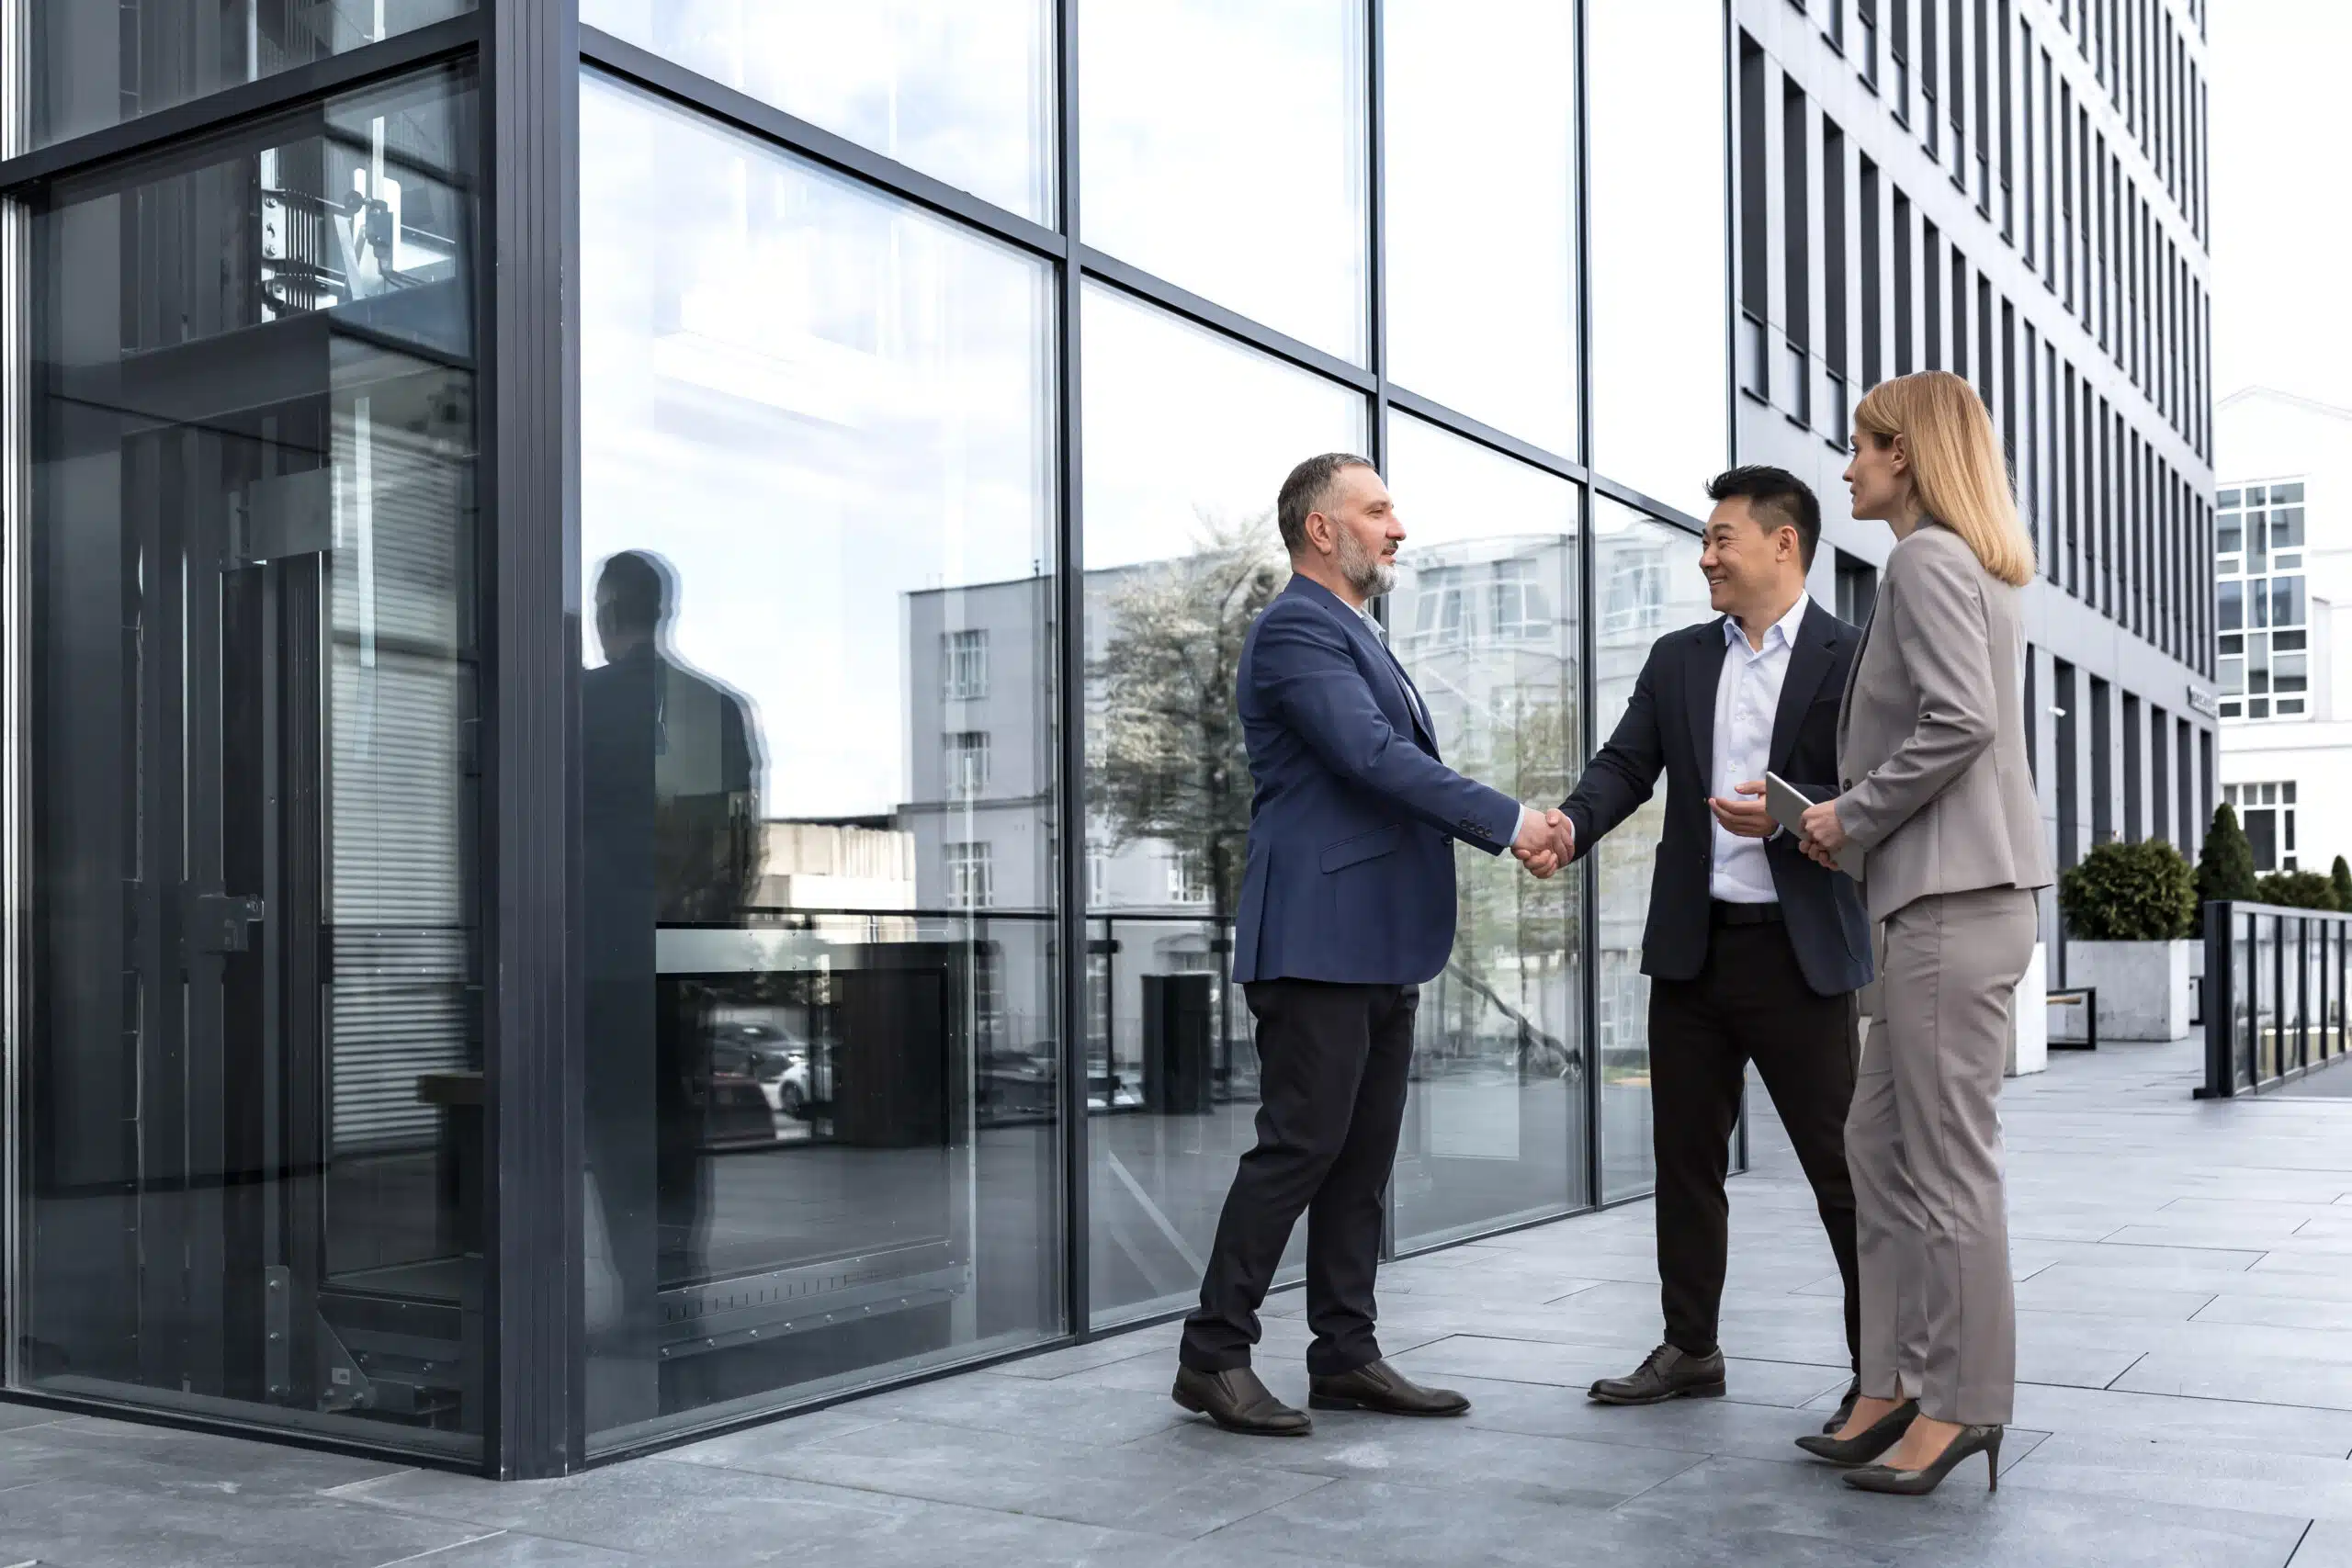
1511, 807, 1575, 879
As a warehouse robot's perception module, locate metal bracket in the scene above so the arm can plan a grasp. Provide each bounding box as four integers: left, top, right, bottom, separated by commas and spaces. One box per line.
187, 889, 266, 954
264, 1266, 292, 1401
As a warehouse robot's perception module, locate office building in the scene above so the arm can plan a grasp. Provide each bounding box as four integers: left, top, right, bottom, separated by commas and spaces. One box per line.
0, 0, 2211, 1477
2213, 387, 2352, 874
1739, 0, 2219, 975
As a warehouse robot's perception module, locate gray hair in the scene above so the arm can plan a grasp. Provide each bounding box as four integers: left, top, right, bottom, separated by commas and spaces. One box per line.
1276, 452, 1376, 555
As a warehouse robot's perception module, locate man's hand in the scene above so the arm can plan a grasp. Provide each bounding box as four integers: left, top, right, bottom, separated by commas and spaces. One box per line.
1797, 797, 1849, 870
1708, 780, 1776, 840
1512, 806, 1574, 878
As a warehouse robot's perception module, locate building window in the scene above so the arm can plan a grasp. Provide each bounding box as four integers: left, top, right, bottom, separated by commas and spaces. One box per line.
1413, 564, 1468, 642
1835, 549, 1879, 627
1603, 551, 1669, 635
2216, 482, 2308, 721
2226, 783, 2297, 874
1166, 849, 1212, 906
1489, 558, 1553, 641
945, 841, 995, 908
944, 628, 990, 700
945, 730, 992, 795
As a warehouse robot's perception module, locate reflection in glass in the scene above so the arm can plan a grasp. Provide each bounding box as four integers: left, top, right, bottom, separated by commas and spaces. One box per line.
27, 0, 475, 149
579, 73, 1061, 1450
1591, 498, 1718, 1202
1384, 2, 1577, 453
581, 0, 1056, 221
1385, 416, 1585, 1247
1587, 0, 1729, 513
1080, 286, 1367, 1328
1080, 0, 1369, 362
21, 66, 481, 1453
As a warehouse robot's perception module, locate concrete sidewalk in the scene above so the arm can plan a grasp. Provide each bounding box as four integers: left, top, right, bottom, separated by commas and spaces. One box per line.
6, 1038, 2352, 1567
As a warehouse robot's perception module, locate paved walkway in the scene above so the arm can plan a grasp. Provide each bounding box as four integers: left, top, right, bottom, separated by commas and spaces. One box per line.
6, 1039, 2352, 1567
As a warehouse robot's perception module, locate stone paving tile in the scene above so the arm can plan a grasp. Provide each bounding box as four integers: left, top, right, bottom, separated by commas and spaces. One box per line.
666, 1413, 1332, 1538
1390, 1333, 1854, 1410
1611, 1451, 2310, 1568
2005, 1381, 2352, 1459
2114, 1354, 2352, 1413
1203, 1475, 1896, 1568
2294, 1521, 2352, 1566
2000, 1431, 2352, 1523
1127, 1404, 1713, 1511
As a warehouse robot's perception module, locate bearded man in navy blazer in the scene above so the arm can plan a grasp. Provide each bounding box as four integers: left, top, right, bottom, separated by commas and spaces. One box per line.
1548, 467, 1872, 1434
1171, 453, 1569, 1438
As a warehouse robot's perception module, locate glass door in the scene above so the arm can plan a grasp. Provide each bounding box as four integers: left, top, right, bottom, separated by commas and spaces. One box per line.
14, 65, 482, 1456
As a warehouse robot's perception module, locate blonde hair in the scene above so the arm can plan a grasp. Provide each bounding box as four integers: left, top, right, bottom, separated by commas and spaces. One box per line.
1854, 370, 2036, 587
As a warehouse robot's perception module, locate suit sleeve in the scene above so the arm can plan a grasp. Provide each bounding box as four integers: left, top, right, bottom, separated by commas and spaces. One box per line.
1557, 640, 1672, 863
1252, 606, 1524, 854
1834, 540, 1997, 852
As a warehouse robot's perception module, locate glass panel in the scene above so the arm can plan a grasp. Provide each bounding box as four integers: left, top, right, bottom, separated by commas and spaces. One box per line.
2274, 483, 2305, 504
2217, 509, 2241, 555
27, 0, 475, 149
1384, 1, 1577, 452
2272, 507, 2306, 549
1385, 415, 1585, 1247
1080, 0, 1369, 361
579, 0, 1056, 222
2274, 576, 2307, 630
21, 64, 480, 1454
1588, 0, 1729, 514
2218, 579, 2243, 632
579, 73, 1061, 1450
1079, 284, 1368, 1329
1592, 498, 1717, 1201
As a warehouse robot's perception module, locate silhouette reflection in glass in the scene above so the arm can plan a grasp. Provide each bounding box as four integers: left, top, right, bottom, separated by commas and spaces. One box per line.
582, 550, 763, 1422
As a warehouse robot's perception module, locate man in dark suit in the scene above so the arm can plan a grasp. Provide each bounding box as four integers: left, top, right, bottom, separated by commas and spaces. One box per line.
1551, 467, 1871, 1431
1173, 452, 1568, 1437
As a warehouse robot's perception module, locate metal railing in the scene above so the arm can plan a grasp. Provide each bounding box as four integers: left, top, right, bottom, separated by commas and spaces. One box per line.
2199, 900, 2352, 1098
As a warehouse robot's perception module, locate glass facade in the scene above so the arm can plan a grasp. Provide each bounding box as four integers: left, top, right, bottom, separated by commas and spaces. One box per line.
2, 2, 1759, 1476
18, 62, 482, 1456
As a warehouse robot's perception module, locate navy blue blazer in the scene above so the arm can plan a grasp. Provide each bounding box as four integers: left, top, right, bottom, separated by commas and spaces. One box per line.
1231, 576, 1523, 986
1559, 599, 1872, 998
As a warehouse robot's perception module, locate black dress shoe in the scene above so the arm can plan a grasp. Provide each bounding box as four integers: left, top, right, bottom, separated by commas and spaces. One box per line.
1845, 1423, 2004, 1495
1171, 1366, 1312, 1437
1822, 1379, 1861, 1436
1794, 1398, 1917, 1466
1307, 1359, 1470, 1416
1588, 1344, 1726, 1406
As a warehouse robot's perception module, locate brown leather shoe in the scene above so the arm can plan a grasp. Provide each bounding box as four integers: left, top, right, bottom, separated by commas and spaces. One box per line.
1172, 1366, 1312, 1436
1587, 1343, 1727, 1405
1307, 1359, 1470, 1416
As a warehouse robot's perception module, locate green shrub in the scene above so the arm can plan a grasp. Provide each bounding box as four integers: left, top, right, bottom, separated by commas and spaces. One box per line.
2059, 838, 2198, 940
2256, 869, 2340, 910
2332, 856, 2351, 912
2195, 804, 2259, 906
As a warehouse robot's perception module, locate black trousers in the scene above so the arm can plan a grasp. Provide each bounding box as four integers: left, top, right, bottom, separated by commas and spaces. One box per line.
1648, 917, 1861, 1367
1181, 979, 1417, 1377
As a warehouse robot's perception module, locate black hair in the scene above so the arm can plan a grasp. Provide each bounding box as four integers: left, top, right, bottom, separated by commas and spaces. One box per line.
1704, 465, 1823, 570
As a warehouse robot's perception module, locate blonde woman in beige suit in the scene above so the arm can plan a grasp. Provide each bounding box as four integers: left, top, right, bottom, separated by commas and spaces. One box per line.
1788, 370, 2053, 1496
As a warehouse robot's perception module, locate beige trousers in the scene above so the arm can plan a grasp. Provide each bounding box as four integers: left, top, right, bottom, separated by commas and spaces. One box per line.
1847, 886, 2037, 1426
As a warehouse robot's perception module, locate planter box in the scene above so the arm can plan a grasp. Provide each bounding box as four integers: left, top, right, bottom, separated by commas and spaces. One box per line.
2064, 939, 2195, 1042
2007, 943, 2048, 1077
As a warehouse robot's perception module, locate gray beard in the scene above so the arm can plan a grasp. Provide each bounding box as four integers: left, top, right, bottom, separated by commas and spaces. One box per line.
1338, 530, 1396, 599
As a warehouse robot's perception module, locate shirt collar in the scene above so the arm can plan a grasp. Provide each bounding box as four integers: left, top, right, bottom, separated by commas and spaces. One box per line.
1351, 600, 1388, 644
1723, 592, 1811, 655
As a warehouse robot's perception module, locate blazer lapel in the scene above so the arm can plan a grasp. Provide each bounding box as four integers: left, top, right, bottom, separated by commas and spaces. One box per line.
1378, 637, 1439, 752
1688, 618, 1725, 786
1767, 602, 1838, 775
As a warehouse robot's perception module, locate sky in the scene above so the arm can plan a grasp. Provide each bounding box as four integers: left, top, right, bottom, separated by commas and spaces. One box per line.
2208, 1, 2352, 413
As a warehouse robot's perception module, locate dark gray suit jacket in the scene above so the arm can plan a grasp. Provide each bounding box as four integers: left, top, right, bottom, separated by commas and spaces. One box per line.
1560, 599, 1872, 998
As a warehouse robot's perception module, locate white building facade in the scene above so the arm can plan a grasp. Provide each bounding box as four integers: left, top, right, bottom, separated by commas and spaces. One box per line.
2214, 388, 2352, 874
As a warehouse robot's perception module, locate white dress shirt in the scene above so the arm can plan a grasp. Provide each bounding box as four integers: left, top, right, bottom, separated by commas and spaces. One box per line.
1708, 592, 1812, 904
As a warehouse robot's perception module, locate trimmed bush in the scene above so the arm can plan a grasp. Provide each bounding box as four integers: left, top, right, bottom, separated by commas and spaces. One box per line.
2256, 869, 2340, 911
2195, 804, 2259, 907
2059, 838, 2198, 941
2332, 856, 2352, 912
